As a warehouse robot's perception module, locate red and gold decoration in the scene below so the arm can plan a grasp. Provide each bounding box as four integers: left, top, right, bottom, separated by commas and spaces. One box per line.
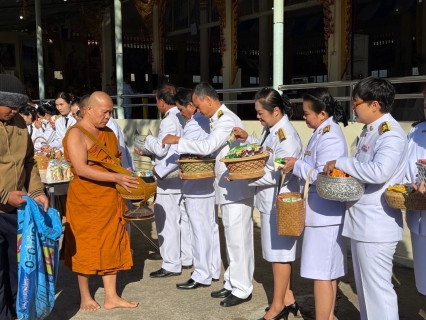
213, 0, 239, 84
317, 0, 334, 67
80, 4, 105, 50
341, 0, 352, 79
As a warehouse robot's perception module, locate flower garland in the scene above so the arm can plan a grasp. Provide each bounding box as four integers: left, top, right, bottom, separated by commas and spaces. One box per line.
317, 0, 334, 67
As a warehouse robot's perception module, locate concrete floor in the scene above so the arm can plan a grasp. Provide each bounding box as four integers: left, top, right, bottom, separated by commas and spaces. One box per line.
46, 218, 426, 320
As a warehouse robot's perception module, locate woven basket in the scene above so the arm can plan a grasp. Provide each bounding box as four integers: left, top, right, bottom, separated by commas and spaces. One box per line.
33, 136, 54, 172
416, 162, 426, 183
385, 189, 426, 211
276, 168, 313, 237
316, 173, 364, 202
177, 158, 216, 180
220, 152, 269, 180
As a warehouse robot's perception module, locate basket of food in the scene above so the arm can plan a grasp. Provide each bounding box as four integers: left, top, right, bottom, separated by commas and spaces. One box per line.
416, 160, 426, 183
134, 134, 153, 156
385, 184, 426, 211
220, 143, 269, 180
177, 154, 216, 180
316, 169, 364, 202
33, 136, 54, 172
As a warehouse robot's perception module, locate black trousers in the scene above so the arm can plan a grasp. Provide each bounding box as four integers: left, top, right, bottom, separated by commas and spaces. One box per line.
0, 211, 18, 320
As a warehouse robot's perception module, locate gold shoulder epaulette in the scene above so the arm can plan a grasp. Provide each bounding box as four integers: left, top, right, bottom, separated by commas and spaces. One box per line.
163, 113, 169, 119
412, 119, 426, 127
362, 124, 367, 130
379, 121, 391, 135
218, 110, 224, 118
276, 128, 286, 142
322, 125, 331, 135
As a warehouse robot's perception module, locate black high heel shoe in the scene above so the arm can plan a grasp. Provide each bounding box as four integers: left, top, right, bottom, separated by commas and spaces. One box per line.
259, 306, 289, 320
265, 301, 299, 316
286, 302, 299, 316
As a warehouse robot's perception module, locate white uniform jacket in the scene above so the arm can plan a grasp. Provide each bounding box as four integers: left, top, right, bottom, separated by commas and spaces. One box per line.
294, 117, 348, 226
404, 120, 426, 236
156, 112, 215, 198
336, 113, 408, 242
145, 106, 185, 194
107, 117, 135, 171
177, 104, 254, 204
53, 112, 77, 151
246, 115, 302, 214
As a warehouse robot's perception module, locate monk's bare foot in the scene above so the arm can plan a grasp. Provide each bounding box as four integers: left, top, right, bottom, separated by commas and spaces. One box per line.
80, 298, 101, 311
104, 296, 139, 310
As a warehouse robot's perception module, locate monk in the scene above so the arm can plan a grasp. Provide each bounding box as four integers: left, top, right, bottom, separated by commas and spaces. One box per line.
62, 91, 139, 311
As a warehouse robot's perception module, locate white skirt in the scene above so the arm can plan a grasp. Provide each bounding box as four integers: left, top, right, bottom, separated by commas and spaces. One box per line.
411, 232, 426, 295
300, 224, 347, 280
260, 211, 301, 263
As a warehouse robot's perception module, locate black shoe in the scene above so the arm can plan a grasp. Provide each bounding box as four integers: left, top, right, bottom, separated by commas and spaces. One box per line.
182, 265, 193, 270
149, 268, 181, 278
286, 302, 299, 316
212, 278, 220, 282
211, 288, 232, 298
259, 306, 289, 320
220, 293, 252, 307
265, 302, 299, 315
176, 278, 210, 290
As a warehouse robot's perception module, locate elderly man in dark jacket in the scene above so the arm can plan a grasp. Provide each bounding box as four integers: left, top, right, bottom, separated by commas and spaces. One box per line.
0, 74, 48, 319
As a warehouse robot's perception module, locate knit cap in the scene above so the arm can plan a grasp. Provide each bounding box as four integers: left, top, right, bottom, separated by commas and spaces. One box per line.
0, 74, 29, 108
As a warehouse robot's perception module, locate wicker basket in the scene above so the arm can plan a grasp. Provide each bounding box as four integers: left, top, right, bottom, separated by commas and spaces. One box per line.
220, 152, 269, 180
276, 168, 313, 237
33, 136, 54, 172
385, 189, 426, 211
316, 173, 364, 202
177, 158, 216, 180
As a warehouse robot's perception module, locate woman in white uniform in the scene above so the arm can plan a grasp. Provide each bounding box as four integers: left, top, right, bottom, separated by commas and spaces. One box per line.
406, 88, 426, 295
19, 105, 38, 142
283, 88, 348, 320
233, 88, 302, 320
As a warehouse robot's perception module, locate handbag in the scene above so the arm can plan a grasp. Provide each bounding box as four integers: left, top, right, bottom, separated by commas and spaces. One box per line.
276, 168, 314, 237
72, 126, 157, 205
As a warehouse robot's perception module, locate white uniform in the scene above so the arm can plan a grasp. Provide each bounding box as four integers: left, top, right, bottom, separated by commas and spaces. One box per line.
144, 107, 192, 272
32, 121, 56, 153
156, 112, 220, 284
404, 120, 426, 295
53, 112, 77, 151
293, 117, 348, 280
336, 113, 408, 320
246, 115, 302, 262
177, 104, 255, 299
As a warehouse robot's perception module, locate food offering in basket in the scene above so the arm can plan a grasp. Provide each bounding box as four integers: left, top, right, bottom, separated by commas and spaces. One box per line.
177, 154, 216, 180
416, 159, 426, 183
220, 143, 269, 180
384, 184, 426, 211
45, 159, 74, 183
277, 194, 302, 203
316, 169, 364, 202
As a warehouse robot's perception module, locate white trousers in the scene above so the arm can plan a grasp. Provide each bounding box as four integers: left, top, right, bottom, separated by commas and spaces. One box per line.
410, 232, 426, 295
154, 193, 192, 272
351, 239, 399, 320
211, 205, 221, 280
185, 196, 220, 285
222, 197, 254, 299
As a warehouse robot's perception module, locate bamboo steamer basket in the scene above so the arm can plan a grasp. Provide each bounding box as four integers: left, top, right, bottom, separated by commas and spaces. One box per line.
177, 158, 216, 180
220, 152, 269, 180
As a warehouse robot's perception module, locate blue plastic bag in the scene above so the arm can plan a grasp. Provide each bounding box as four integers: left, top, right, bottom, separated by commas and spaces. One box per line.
17, 196, 62, 320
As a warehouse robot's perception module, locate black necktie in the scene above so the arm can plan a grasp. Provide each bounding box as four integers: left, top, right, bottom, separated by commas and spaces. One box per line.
260, 128, 270, 146
65, 117, 69, 128
29, 125, 33, 137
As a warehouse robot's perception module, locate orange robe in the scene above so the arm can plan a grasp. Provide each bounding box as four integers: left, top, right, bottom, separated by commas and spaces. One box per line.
62, 126, 132, 275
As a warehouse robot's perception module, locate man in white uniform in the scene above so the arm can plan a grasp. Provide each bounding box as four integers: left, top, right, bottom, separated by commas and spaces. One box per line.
325, 77, 408, 320
136, 83, 193, 277
155, 88, 220, 289
162, 82, 254, 307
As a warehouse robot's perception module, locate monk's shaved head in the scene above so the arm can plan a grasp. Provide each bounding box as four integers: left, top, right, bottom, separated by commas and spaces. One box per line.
88, 91, 113, 109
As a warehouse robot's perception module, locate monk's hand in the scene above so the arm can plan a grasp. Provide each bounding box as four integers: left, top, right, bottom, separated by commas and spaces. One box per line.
324, 160, 337, 176
413, 181, 426, 196
34, 194, 49, 212
134, 147, 144, 156
283, 157, 297, 174
232, 127, 248, 142
162, 134, 180, 148
7, 191, 28, 208
115, 174, 139, 193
